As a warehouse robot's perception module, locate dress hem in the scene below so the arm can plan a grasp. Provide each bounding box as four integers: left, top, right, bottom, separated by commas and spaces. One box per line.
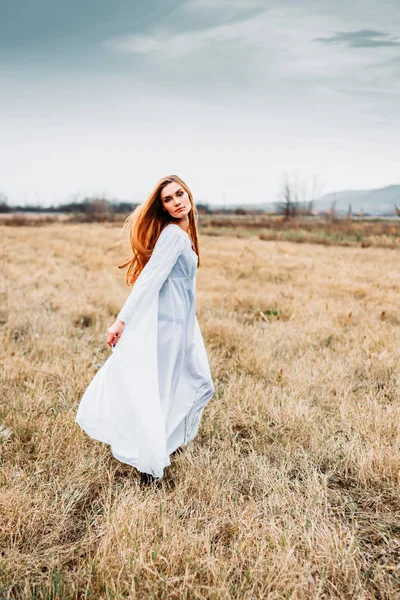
75, 409, 211, 478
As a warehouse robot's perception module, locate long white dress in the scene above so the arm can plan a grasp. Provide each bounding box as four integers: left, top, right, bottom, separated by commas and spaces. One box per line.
75, 223, 214, 478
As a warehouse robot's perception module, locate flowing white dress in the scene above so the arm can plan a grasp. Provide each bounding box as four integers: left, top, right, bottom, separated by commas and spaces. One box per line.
75, 223, 214, 478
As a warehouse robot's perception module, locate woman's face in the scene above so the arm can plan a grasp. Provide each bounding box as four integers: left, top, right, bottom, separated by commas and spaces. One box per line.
160, 181, 191, 219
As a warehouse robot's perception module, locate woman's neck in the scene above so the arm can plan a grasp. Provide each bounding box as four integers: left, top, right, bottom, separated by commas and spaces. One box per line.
175, 215, 190, 232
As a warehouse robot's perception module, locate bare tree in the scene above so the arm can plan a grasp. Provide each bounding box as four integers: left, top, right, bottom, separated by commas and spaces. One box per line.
308, 175, 322, 215
347, 204, 353, 220
84, 197, 114, 221
329, 198, 337, 222
0, 191, 10, 213
277, 174, 299, 219
276, 173, 322, 218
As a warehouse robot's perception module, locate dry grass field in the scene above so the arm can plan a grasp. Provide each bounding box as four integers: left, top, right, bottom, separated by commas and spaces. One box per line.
1, 223, 400, 599
199, 215, 400, 250
2, 213, 400, 250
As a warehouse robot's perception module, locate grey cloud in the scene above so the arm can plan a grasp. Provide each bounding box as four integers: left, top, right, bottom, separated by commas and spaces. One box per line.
0, 0, 180, 59
178, 1, 269, 33
313, 29, 400, 48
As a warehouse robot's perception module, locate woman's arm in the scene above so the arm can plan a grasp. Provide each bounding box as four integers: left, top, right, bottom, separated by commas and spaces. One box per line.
116, 225, 185, 326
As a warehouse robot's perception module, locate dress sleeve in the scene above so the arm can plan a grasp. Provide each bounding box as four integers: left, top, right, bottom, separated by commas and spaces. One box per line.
117, 225, 185, 326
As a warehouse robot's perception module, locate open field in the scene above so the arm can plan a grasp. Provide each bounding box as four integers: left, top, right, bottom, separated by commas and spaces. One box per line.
199, 215, 400, 249
1, 212, 399, 250
1, 223, 400, 599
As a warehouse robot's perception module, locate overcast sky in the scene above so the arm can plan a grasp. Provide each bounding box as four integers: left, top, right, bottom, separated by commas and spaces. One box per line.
0, 0, 399, 207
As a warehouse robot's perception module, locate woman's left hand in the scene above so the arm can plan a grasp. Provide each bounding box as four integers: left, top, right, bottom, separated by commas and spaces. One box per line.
107, 319, 125, 348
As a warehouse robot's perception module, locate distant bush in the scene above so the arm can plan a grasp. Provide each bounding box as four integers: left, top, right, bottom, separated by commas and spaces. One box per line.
0, 191, 10, 213
84, 198, 113, 220
0, 214, 62, 226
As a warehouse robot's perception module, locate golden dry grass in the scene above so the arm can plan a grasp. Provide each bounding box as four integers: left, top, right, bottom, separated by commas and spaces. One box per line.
1, 223, 400, 599
200, 215, 400, 249
2, 212, 400, 250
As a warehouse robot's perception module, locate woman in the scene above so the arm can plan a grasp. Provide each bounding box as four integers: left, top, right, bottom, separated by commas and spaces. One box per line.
75, 175, 214, 480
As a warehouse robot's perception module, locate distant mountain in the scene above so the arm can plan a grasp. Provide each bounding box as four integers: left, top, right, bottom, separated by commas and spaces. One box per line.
208, 185, 400, 216
315, 185, 400, 216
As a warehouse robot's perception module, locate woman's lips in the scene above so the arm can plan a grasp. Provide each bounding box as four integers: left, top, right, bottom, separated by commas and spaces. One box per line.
176, 207, 184, 212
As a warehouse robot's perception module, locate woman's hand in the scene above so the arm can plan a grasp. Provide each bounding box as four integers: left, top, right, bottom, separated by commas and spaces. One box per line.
107, 319, 125, 348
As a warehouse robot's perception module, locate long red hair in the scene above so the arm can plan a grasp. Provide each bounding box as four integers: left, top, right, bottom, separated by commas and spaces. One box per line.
118, 175, 200, 286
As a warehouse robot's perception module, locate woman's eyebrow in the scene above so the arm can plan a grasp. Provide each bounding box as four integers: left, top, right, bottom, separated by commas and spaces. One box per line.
162, 188, 183, 200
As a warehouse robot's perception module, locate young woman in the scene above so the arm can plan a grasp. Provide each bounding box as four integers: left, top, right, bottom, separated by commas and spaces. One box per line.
75, 175, 214, 479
